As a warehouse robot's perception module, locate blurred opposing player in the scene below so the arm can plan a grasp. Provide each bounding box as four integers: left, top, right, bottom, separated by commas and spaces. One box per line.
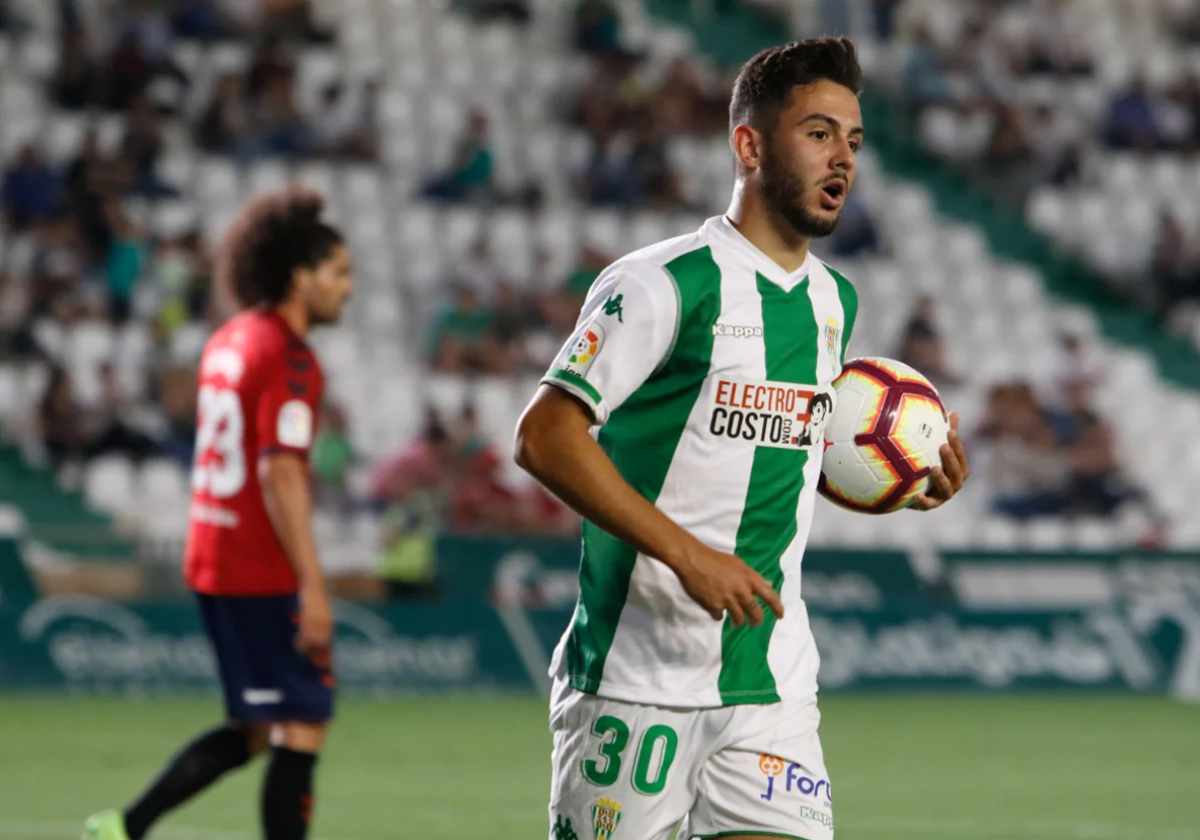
516, 38, 969, 840
85, 189, 353, 840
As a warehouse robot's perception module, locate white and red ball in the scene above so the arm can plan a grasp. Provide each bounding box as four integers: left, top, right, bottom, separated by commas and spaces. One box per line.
818, 357, 949, 514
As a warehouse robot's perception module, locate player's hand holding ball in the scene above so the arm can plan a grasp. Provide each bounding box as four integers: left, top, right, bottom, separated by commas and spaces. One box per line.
672, 541, 786, 627
297, 584, 334, 657
909, 411, 968, 511
818, 357, 969, 513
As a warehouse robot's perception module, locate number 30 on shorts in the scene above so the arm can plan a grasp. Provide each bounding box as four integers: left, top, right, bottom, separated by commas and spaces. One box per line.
580, 716, 678, 795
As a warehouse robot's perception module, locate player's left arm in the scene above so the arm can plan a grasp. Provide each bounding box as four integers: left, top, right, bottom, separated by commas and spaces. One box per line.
911, 412, 970, 510
256, 358, 332, 654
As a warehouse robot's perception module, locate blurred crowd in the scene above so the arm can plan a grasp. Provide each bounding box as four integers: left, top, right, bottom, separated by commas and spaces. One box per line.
899, 294, 1157, 533
0, 0, 1173, 554
879, 0, 1200, 328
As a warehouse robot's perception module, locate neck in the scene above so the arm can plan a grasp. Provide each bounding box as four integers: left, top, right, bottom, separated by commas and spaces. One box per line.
271, 298, 309, 337
725, 180, 811, 274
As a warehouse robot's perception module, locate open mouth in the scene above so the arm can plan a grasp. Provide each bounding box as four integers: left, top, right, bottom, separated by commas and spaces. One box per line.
819, 180, 846, 208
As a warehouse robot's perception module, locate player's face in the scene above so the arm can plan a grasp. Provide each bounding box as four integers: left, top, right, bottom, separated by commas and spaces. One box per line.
758, 80, 862, 238
306, 243, 354, 325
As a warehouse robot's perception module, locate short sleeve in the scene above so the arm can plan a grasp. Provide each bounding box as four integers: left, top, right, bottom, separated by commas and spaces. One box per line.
256, 349, 323, 459
541, 260, 679, 425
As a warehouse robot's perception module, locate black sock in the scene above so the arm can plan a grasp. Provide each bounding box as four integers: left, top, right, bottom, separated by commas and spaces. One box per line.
124, 726, 251, 840
262, 746, 318, 840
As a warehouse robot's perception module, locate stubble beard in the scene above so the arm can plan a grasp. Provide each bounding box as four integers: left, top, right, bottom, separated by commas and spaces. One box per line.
759, 141, 840, 239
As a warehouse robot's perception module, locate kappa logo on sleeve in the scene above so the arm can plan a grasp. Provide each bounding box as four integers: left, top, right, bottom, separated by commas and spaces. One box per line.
556, 320, 606, 377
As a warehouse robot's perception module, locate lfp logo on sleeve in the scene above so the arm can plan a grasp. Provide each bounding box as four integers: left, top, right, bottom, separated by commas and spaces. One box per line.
557, 321, 606, 377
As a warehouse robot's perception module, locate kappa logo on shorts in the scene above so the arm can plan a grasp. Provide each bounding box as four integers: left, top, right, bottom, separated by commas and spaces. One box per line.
758, 755, 831, 805
242, 689, 283, 705
591, 797, 622, 840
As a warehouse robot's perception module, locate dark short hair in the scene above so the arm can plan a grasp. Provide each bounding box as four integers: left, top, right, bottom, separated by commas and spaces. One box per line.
215, 187, 344, 308
730, 37, 862, 138
811, 392, 834, 415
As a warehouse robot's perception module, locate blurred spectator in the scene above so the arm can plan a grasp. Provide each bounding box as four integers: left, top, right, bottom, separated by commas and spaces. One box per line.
0, 0, 30, 34
456, 0, 532, 24
103, 200, 146, 323
255, 67, 310, 159
369, 407, 450, 507
103, 30, 154, 112
978, 382, 1068, 519
1052, 382, 1148, 518
0, 272, 34, 358
2, 145, 61, 232
1044, 333, 1101, 406
904, 27, 950, 111
122, 94, 177, 198
1104, 76, 1160, 151
422, 111, 494, 203
312, 403, 356, 519
310, 81, 380, 162
1028, 104, 1082, 187
574, 0, 623, 55
655, 57, 728, 137
429, 287, 511, 374
52, 27, 101, 110
825, 196, 881, 257
870, 0, 901, 40
629, 116, 685, 208
155, 365, 198, 465
1150, 212, 1199, 321
38, 366, 90, 467
582, 132, 639, 206
112, 0, 189, 88
195, 73, 253, 155
896, 296, 958, 389
454, 237, 507, 293
171, 0, 237, 41
212, 0, 333, 43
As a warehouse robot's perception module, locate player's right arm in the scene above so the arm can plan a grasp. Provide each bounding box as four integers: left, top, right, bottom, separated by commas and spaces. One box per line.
515, 264, 784, 628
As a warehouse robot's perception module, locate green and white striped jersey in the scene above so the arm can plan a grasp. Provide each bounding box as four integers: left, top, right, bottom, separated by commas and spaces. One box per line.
542, 215, 858, 708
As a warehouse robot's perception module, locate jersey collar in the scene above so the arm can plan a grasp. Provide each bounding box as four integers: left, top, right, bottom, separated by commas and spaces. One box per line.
711, 215, 813, 292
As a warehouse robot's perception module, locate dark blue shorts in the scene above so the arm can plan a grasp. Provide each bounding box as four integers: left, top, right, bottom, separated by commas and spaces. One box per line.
197, 593, 335, 724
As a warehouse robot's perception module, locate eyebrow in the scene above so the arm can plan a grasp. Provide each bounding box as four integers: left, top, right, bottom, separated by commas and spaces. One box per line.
800, 113, 865, 137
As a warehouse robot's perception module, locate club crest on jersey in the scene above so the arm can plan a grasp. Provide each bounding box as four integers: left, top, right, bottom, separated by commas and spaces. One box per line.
558, 320, 606, 377
825, 318, 841, 367
708, 378, 833, 450
591, 797, 622, 840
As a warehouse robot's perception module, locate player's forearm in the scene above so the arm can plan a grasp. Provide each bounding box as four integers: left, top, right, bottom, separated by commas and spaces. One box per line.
515, 395, 697, 572
259, 456, 326, 590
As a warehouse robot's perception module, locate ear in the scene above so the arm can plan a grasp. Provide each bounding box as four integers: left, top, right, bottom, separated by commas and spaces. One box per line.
732, 124, 764, 172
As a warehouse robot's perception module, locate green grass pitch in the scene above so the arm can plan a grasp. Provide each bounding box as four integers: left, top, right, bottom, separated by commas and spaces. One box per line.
0, 694, 1196, 840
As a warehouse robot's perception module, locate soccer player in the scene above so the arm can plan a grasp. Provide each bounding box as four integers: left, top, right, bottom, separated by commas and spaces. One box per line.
516, 38, 969, 840
85, 188, 353, 840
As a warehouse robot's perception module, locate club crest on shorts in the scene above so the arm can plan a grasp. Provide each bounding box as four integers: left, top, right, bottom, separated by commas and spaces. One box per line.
591, 797, 622, 840
758, 754, 784, 801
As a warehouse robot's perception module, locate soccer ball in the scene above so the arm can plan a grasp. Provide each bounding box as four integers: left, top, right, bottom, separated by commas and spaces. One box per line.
818, 357, 950, 514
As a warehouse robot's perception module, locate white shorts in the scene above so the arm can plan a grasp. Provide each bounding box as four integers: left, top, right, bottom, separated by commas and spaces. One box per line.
547, 679, 833, 840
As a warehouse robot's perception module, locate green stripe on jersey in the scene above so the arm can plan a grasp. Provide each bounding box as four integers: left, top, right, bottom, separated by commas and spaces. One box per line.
718, 272, 820, 704
566, 247, 722, 692
826, 264, 858, 364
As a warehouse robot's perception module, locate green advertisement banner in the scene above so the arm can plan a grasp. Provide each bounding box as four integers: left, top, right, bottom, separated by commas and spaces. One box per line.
2, 538, 1199, 698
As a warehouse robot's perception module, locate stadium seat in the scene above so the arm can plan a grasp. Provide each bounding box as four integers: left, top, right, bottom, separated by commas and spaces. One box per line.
139, 459, 191, 507
84, 456, 138, 517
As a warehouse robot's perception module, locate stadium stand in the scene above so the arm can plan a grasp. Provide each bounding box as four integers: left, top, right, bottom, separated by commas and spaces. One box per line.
2, 0, 1200, 595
